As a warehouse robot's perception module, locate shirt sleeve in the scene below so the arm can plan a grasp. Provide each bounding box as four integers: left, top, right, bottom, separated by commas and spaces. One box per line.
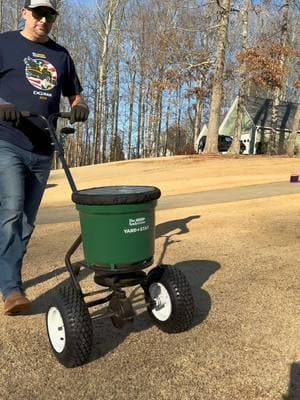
61, 52, 83, 97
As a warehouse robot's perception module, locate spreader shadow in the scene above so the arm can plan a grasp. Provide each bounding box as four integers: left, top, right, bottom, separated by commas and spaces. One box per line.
283, 362, 300, 399
27, 263, 92, 315
23, 266, 67, 290
175, 259, 220, 327
46, 183, 57, 189
155, 215, 201, 265
155, 215, 201, 238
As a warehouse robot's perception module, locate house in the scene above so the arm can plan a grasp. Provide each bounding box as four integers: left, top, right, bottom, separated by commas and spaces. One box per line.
196, 96, 300, 154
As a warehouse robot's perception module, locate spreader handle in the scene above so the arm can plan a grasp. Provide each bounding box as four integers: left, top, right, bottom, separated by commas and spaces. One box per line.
20, 111, 32, 118
59, 112, 71, 119
20, 111, 71, 119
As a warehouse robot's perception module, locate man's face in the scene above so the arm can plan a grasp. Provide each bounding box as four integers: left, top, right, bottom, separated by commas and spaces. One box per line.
22, 7, 56, 40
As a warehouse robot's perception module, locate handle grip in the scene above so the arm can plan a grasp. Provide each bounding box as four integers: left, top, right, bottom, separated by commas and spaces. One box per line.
20, 111, 71, 119
20, 111, 32, 118
59, 112, 71, 119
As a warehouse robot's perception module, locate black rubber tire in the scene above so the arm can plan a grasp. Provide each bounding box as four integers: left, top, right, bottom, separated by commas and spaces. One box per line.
145, 266, 194, 333
46, 285, 93, 368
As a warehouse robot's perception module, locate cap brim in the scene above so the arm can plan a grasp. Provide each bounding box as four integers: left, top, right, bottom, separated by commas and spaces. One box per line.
27, 3, 58, 14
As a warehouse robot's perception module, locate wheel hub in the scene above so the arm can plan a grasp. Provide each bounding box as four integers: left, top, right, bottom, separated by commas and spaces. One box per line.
148, 282, 172, 321
47, 307, 66, 353
109, 293, 135, 329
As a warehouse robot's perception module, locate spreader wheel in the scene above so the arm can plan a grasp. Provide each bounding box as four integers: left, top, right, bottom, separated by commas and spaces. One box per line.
145, 265, 194, 333
46, 285, 93, 368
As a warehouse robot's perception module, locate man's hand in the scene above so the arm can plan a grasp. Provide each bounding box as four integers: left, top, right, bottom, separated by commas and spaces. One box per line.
0, 103, 20, 125
70, 103, 89, 124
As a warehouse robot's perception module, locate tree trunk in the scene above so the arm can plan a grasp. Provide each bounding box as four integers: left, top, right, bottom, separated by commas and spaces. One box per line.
193, 94, 203, 150
50, 0, 63, 42
127, 71, 136, 159
110, 40, 120, 162
92, 75, 100, 164
75, 123, 83, 166
92, 0, 119, 164
269, 0, 289, 155
287, 105, 300, 157
154, 89, 162, 157
102, 82, 109, 162
13, 0, 21, 30
156, 93, 163, 157
141, 88, 148, 158
163, 93, 172, 156
136, 75, 144, 158
204, 0, 231, 154
176, 86, 182, 154
147, 89, 155, 157
228, 0, 249, 155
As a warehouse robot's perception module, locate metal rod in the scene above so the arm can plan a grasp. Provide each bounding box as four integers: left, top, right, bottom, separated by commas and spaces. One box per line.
83, 288, 111, 298
86, 292, 115, 308
47, 114, 78, 193
91, 308, 114, 320
90, 300, 152, 321
64, 234, 83, 293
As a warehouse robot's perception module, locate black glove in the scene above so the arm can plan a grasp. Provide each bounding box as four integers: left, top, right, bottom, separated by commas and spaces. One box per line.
70, 103, 89, 124
0, 103, 20, 125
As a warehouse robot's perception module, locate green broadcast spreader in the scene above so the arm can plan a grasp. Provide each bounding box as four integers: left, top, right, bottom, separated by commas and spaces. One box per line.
24, 111, 195, 368
74, 190, 157, 267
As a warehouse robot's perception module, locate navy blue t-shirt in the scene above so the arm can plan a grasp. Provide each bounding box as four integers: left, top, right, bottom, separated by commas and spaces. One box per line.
0, 31, 82, 155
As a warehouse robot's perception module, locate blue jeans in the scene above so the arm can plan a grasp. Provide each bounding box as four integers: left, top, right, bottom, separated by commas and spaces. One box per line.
0, 140, 52, 298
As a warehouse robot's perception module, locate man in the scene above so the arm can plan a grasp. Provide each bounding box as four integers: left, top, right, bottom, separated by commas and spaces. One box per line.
0, 0, 89, 315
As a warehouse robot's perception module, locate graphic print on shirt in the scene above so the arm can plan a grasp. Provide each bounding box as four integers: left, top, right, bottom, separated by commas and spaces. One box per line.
24, 56, 57, 92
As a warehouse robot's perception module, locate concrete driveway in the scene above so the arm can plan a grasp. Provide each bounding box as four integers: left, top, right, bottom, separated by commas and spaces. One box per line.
37, 181, 300, 224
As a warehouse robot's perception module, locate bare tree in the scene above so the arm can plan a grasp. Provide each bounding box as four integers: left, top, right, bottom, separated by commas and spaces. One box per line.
109, 27, 121, 161
287, 104, 300, 157
228, 0, 250, 155
204, 0, 231, 154
269, 0, 290, 154
92, 0, 125, 164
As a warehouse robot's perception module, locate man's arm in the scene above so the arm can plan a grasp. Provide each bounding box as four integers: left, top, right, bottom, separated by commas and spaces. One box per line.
68, 94, 87, 108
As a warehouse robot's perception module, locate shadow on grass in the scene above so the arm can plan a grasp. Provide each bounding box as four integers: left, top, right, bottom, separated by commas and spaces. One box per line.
155, 215, 200, 238
283, 362, 300, 399
155, 215, 201, 265
174, 259, 220, 327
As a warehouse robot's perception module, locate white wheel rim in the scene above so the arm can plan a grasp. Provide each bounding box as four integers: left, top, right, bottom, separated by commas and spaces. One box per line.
47, 307, 66, 353
149, 282, 172, 321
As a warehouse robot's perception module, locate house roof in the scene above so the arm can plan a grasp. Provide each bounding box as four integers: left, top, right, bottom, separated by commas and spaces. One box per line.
244, 96, 299, 131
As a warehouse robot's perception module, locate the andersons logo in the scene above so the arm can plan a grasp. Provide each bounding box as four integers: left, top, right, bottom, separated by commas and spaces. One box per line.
129, 217, 146, 226
124, 217, 149, 234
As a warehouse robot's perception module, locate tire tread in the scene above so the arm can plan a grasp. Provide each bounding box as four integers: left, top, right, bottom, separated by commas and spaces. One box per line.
46, 285, 93, 368
147, 266, 194, 333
